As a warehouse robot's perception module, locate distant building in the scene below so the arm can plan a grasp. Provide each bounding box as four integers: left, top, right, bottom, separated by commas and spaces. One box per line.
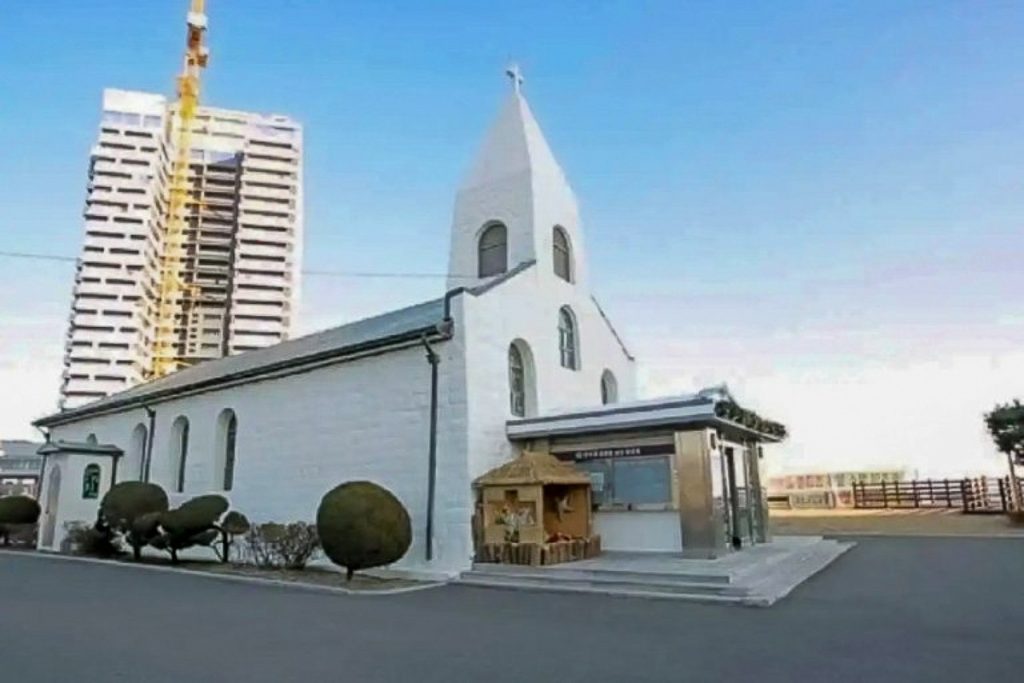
767, 469, 908, 509
0, 440, 44, 497
60, 88, 303, 409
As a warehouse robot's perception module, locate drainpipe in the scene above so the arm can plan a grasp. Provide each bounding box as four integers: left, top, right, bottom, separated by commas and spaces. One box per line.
422, 335, 440, 562
143, 406, 156, 482
420, 288, 463, 562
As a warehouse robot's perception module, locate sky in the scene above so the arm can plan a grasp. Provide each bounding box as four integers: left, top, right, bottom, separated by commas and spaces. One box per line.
1, 0, 1022, 476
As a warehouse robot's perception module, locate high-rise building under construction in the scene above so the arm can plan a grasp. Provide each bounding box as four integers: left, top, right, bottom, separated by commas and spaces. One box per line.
59, 88, 303, 409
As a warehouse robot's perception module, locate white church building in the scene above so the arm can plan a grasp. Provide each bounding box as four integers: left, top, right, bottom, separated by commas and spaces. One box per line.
33, 73, 782, 576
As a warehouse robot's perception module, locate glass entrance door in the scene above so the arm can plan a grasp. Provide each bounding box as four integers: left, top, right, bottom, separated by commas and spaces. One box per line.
723, 447, 754, 549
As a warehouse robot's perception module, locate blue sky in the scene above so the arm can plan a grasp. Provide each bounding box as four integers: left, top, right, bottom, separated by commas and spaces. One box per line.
2, 1, 1023, 474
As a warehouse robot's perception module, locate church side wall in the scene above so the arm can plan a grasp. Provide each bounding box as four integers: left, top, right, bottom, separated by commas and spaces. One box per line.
42, 332, 474, 577
461, 269, 637, 479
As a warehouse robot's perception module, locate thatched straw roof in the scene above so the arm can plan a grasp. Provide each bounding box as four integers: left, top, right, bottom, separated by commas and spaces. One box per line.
474, 451, 591, 487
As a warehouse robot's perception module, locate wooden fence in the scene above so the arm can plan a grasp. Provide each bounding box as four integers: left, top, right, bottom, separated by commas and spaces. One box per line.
852, 477, 1020, 514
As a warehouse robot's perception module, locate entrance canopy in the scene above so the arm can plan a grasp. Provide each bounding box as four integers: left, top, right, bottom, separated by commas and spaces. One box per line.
506, 386, 786, 444
37, 440, 124, 458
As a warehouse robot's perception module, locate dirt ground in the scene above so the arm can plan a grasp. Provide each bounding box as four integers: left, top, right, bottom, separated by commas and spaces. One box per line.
769, 508, 1024, 537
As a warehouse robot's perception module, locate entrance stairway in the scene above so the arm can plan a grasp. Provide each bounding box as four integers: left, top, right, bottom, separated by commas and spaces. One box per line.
457, 537, 853, 606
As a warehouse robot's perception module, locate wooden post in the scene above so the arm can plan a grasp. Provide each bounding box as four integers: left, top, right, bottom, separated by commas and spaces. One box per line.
882, 480, 889, 508
961, 479, 970, 512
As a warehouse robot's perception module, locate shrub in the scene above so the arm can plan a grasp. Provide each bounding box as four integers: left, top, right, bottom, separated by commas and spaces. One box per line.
99, 482, 169, 561
243, 522, 319, 570
154, 494, 229, 563
64, 520, 122, 558
316, 481, 411, 580
217, 511, 251, 564
0, 495, 41, 547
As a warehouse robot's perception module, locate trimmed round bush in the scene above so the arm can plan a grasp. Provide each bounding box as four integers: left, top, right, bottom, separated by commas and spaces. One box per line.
100, 482, 169, 560
0, 495, 41, 547
317, 481, 411, 580
100, 482, 169, 529
0, 495, 41, 525
220, 511, 250, 536
164, 494, 229, 532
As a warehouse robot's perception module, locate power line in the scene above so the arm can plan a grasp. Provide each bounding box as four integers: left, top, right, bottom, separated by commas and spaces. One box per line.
0, 249, 476, 280
0, 250, 77, 263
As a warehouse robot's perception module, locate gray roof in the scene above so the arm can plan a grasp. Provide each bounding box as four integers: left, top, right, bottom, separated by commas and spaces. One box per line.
37, 298, 447, 427
37, 440, 123, 457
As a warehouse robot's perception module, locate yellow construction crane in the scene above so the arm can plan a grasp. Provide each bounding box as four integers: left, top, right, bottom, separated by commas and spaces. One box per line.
149, 0, 210, 378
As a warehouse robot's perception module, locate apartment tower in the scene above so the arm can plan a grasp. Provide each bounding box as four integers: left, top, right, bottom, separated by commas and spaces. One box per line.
59, 88, 303, 409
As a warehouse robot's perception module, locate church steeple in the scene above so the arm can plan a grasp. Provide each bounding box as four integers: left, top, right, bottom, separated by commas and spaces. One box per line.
448, 67, 586, 290
459, 65, 569, 195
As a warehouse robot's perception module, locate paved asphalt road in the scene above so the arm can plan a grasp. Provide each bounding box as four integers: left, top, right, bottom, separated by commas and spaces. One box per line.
2, 537, 1022, 682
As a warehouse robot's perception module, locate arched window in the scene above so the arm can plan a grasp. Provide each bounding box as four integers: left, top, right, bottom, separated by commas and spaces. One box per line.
215, 409, 238, 491
558, 307, 579, 370
85, 433, 98, 446
553, 226, 572, 282
509, 345, 526, 417
601, 370, 619, 405
82, 464, 101, 499
126, 423, 148, 481
170, 416, 190, 494
478, 222, 508, 277
508, 340, 538, 417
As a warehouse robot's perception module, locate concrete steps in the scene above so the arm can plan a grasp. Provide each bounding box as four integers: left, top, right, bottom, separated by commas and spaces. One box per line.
457, 539, 853, 606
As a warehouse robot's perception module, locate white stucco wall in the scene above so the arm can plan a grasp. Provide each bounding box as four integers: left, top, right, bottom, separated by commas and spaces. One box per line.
595, 511, 682, 552
36, 453, 117, 551
460, 266, 637, 480
41, 329, 474, 577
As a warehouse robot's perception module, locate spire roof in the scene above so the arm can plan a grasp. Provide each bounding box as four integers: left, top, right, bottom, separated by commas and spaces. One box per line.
461, 70, 567, 191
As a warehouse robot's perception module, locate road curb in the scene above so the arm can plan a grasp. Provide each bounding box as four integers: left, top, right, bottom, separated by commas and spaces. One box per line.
813, 532, 1024, 539
0, 549, 448, 597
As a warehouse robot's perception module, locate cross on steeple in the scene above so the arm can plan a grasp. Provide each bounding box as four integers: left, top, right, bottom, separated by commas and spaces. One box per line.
505, 63, 524, 94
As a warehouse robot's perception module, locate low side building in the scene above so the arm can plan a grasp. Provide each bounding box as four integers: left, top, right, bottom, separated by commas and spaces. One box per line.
0, 440, 45, 497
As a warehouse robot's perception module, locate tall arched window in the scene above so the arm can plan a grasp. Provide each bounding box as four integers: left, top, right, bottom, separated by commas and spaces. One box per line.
126, 423, 148, 481
86, 433, 98, 446
508, 340, 538, 417
478, 222, 508, 277
170, 416, 190, 493
601, 370, 619, 405
215, 409, 238, 491
558, 306, 579, 370
509, 345, 526, 417
553, 226, 572, 282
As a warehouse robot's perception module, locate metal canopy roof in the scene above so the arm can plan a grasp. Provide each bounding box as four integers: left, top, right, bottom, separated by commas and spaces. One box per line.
507, 389, 783, 443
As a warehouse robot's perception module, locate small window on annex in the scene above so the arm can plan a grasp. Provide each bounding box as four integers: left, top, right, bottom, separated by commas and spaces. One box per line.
552, 226, 572, 282
478, 222, 508, 278
82, 464, 101, 499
